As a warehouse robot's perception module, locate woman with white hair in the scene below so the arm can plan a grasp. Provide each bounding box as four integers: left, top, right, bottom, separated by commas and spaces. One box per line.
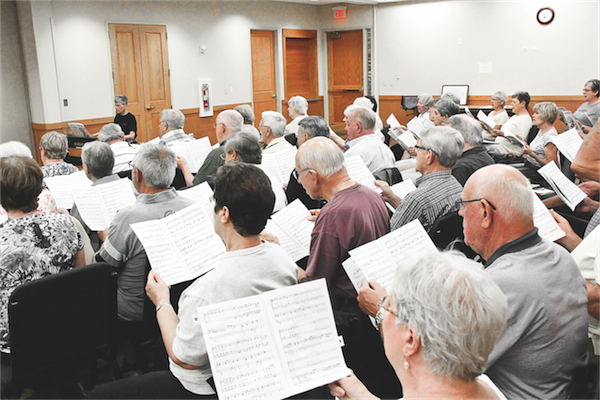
38, 131, 79, 178
522, 102, 559, 169
285, 95, 309, 136
483, 91, 509, 141
330, 252, 509, 400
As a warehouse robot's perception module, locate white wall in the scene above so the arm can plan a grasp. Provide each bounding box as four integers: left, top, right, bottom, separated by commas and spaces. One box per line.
376, 0, 599, 96
1, 1, 34, 147
20, 0, 371, 124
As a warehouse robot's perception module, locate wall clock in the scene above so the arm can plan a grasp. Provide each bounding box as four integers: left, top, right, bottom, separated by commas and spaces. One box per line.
537, 7, 555, 25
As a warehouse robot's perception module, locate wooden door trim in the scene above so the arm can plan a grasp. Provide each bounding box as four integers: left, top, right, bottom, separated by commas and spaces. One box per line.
282, 29, 318, 102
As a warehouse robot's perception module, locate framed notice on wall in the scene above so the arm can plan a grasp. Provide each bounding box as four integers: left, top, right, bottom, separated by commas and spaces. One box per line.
441, 85, 469, 106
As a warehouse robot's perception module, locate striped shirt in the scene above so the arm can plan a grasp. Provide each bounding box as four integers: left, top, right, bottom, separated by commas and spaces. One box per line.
390, 169, 462, 232
110, 141, 139, 173
159, 129, 194, 146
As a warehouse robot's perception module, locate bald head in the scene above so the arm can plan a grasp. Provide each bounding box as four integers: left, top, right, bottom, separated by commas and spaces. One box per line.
296, 137, 345, 177
461, 165, 535, 259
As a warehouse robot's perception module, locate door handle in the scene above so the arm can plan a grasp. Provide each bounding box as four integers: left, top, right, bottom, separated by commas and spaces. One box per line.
146, 105, 154, 110
272, 94, 277, 98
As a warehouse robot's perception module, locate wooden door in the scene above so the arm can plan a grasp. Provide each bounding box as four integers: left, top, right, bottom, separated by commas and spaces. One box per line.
109, 24, 171, 142
327, 30, 363, 133
251, 30, 277, 124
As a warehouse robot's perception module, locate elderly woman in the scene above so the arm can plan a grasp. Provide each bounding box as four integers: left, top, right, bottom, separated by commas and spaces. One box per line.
574, 79, 600, 134
488, 91, 533, 157
285, 95, 309, 136
429, 98, 460, 126
0, 156, 85, 355
522, 102, 559, 169
330, 252, 508, 400
482, 91, 510, 142
39, 131, 79, 178
234, 104, 260, 141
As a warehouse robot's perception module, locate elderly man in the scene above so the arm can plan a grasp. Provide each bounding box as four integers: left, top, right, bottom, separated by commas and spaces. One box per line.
285, 116, 329, 209
459, 164, 588, 399
442, 114, 494, 186
158, 109, 192, 146
296, 137, 401, 399
96, 143, 194, 325
376, 126, 464, 232
98, 123, 139, 173
190, 109, 243, 185
344, 106, 395, 174
261, 111, 293, 154
89, 162, 298, 398
71, 141, 125, 251
223, 132, 286, 212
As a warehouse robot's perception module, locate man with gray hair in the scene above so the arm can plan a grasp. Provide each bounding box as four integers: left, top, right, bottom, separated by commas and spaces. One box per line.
97, 143, 194, 324
344, 106, 395, 174
443, 115, 494, 186
376, 126, 464, 232
295, 137, 401, 399
260, 110, 293, 154
98, 122, 139, 173
458, 164, 588, 399
158, 109, 193, 146
190, 109, 244, 185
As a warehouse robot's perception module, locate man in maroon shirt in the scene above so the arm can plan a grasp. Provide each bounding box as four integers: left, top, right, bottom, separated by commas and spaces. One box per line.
295, 137, 402, 399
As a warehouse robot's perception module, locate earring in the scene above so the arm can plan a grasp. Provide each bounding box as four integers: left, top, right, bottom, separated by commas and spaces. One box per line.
404, 361, 409, 369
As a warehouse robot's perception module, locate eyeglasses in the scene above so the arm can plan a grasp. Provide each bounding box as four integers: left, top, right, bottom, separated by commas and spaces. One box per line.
128, 160, 137, 170
455, 198, 497, 211
292, 168, 312, 180
414, 145, 434, 154
375, 296, 397, 331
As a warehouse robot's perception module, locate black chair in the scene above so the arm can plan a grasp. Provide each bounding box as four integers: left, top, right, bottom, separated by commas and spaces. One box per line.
373, 167, 402, 186
8, 262, 120, 397
117, 169, 133, 180
401, 96, 418, 116
428, 211, 478, 259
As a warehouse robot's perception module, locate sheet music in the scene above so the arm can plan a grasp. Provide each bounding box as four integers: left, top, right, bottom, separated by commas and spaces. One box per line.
178, 182, 215, 224
550, 128, 583, 163
130, 202, 225, 285
531, 192, 565, 242
397, 130, 418, 150
44, 170, 93, 209
503, 129, 526, 146
344, 155, 380, 193
406, 116, 424, 137
385, 180, 417, 212
261, 146, 298, 186
538, 162, 587, 212
171, 137, 213, 173
347, 220, 438, 291
386, 113, 401, 129
264, 200, 314, 261
477, 110, 496, 131
72, 178, 136, 231
198, 279, 349, 400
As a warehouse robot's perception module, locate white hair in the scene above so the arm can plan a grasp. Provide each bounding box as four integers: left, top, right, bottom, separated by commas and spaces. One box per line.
132, 143, 176, 189
419, 126, 464, 167
296, 137, 345, 177
98, 123, 124, 142
261, 111, 287, 137
288, 96, 309, 116
390, 251, 508, 382
0, 141, 33, 158
219, 109, 244, 133
443, 115, 483, 147
160, 109, 185, 130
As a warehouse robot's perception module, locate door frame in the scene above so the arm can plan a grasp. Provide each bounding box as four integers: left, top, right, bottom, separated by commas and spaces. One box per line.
249, 28, 281, 120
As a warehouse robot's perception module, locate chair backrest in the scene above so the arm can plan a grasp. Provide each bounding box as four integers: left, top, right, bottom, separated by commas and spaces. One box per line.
527, 125, 540, 145
117, 169, 132, 180
8, 262, 117, 390
428, 211, 478, 259
373, 167, 403, 186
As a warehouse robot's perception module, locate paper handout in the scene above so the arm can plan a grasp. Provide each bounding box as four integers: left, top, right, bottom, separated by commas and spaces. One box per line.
550, 128, 583, 163
130, 202, 225, 285
502, 129, 526, 146
343, 219, 438, 292
198, 279, 349, 400
177, 182, 215, 225
71, 178, 136, 231
531, 191, 565, 242
477, 110, 497, 131
170, 137, 213, 173
264, 199, 314, 261
406, 116, 425, 137
538, 162, 587, 211
44, 170, 93, 209
385, 180, 417, 212
261, 146, 298, 186
344, 155, 380, 193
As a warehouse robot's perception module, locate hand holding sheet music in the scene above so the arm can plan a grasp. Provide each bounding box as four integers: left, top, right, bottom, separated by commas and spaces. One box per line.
477, 110, 496, 131
502, 129, 526, 146
538, 162, 587, 211
264, 199, 314, 261
550, 128, 583, 163
531, 192, 565, 242
198, 279, 349, 400
170, 137, 212, 173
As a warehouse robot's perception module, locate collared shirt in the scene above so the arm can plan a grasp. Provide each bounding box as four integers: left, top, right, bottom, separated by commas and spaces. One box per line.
110, 141, 139, 173
159, 129, 193, 146
390, 170, 462, 232
192, 139, 227, 186
344, 134, 396, 174
263, 136, 293, 154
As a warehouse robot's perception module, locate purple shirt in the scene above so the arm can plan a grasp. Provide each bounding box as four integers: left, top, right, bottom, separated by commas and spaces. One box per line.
307, 183, 390, 299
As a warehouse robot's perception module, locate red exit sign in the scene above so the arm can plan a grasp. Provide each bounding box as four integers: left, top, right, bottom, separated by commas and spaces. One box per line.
333, 6, 347, 19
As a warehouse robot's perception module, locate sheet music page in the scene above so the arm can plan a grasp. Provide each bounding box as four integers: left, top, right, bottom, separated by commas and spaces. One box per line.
171, 137, 212, 173
531, 192, 565, 242
348, 240, 395, 289
97, 179, 136, 225
344, 155, 380, 193
390, 180, 417, 200
261, 146, 298, 185
503, 129, 526, 146
386, 113, 401, 129
44, 175, 75, 209
198, 279, 348, 400
131, 203, 224, 285
178, 182, 215, 224
406, 116, 424, 136
538, 162, 587, 211
71, 186, 105, 230
341, 257, 367, 294
265, 200, 314, 261
551, 128, 583, 163
398, 130, 418, 149
477, 110, 496, 130
70, 170, 93, 187
380, 219, 438, 274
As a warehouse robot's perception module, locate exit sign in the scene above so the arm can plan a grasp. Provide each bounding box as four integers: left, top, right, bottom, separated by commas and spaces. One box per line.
333, 6, 347, 19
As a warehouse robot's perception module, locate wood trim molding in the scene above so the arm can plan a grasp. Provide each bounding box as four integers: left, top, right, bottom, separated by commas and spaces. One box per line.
282, 29, 317, 39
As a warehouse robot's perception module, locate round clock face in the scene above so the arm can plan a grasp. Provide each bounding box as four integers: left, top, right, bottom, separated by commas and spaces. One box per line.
537, 7, 555, 25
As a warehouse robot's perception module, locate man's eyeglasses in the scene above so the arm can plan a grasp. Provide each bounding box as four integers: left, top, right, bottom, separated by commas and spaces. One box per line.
414, 145, 433, 153
375, 296, 397, 331
455, 198, 497, 211
292, 168, 312, 180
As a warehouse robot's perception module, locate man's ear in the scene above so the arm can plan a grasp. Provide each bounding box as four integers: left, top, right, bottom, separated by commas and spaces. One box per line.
220, 206, 230, 224
481, 201, 494, 229
230, 149, 238, 161
133, 168, 143, 186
